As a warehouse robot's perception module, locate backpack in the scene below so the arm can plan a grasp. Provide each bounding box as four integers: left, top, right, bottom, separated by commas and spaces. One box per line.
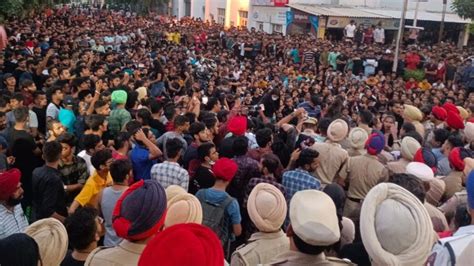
196, 190, 234, 250
426, 230, 474, 266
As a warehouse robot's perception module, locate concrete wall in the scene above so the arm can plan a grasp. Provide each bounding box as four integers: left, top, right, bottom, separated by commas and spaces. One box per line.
191, 0, 206, 20
248, 5, 289, 34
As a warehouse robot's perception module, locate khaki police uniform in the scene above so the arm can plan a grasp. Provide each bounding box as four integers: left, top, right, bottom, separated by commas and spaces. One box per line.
311, 142, 348, 186
85, 240, 145, 266
424, 202, 449, 232
386, 158, 410, 175
267, 250, 354, 266
441, 171, 464, 201
439, 190, 467, 216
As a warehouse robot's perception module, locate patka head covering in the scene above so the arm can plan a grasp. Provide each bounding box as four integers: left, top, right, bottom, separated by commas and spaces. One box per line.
290, 190, 340, 246
426, 179, 446, 206
113, 180, 167, 241
431, 106, 447, 121
464, 122, 474, 143
212, 157, 238, 182
165, 185, 187, 204
446, 111, 465, 130
401, 136, 421, 161
413, 147, 438, 173
360, 183, 436, 266
247, 183, 287, 233
227, 116, 247, 136
25, 218, 68, 266
365, 133, 385, 155
448, 147, 472, 171
138, 223, 224, 266
442, 102, 459, 114
111, 90, 127, 104
327, 119, 349, 143
348, 127, 369, 150
457, 106, 469, 120
406, 162, 434, 182
403, 104, 423, 122
0, 168, 21, 201
164, 193, 203, 228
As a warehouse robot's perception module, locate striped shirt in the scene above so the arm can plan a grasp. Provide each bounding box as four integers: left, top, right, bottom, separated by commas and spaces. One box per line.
0, 204, 28, 239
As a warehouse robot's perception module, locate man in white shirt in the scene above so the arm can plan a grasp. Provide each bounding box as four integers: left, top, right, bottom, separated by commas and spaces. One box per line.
344, 20, 356, 39
374, 24, 385, 45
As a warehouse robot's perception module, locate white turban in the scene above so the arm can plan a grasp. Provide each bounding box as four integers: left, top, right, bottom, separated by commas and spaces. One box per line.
247, 183, 287, 233
25, 218, 68, 266
401, 136, 421, 161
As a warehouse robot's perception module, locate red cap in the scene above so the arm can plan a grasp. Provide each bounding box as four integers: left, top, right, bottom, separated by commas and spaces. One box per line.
442, 102, 459, 114
0, 169, 21, 201
227, 116, 247, 136
212, 158, 238, 181
445, 111, 465, 130
448, 147, 471, 171
138, 223, 224, 266
431, 106, 447, 121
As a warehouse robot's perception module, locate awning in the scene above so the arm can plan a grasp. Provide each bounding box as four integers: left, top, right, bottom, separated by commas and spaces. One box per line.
286, 4, 391, 19
360, 8, 471, 24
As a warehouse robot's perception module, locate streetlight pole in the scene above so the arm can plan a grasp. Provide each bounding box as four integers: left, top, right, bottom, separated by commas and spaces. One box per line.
392, 0, 409, 73
413, 0, 420, 27
438, 0, 447, 43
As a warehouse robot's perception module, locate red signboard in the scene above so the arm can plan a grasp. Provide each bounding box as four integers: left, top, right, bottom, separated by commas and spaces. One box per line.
273, 0, 289, 7
251, 0, 288, 7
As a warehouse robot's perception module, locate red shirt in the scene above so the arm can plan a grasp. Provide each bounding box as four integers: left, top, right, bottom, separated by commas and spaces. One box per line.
405, 53, 420, 70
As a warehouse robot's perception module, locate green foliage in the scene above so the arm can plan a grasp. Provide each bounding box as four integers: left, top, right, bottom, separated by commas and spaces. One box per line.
0, 0, 24, 21
404, 69, 425, 81
451, 0, 474, 19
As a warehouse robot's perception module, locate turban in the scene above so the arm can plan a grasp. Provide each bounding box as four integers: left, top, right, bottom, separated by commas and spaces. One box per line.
348, 127, 368, 150
290, 190, 340, 246
165, 193, 203, 228
457, 106, 469, 120
467, 170, 474, 209
25, 218, 68, 266
227, 116, 247, 136
431, 106, 447, 121
446, 111, 465, 130
138, 223, 224, 266
212, 158, 238, 182
247, 183, 287, 233
400, 136, 421, 161
406, 162, 434, 182
442, 102, 459, 114
111, 90, 128, 104
403, 104, 423, 122
113, 180, 167, 241
340, 217, 355, 247
165, 185, 187, 204
365, 133, 385, 155
360, 183, 436, 266
0, 168, 21, 201
464, 122, 474, 143
327, 119, 349, 143
413, 147, 438, 173
136, 86, 148, 101
449, 147, 472, 172
426, 179, 446, 207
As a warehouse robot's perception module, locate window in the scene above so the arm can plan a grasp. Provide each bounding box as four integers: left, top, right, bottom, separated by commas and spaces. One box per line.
217, 8, 225, 25
257, 23, 264, 31
272, 24, 282, 33
238, 10, 248, 28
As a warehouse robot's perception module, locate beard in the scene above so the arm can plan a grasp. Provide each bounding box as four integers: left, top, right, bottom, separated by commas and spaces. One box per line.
6, 196, 22, 207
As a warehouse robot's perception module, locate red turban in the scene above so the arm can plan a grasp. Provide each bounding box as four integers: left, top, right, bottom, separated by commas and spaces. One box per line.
446, 111, 465, 130
0, 169, 21, 201
448, 147, 472, 171
138, 223, 224, 266
431, 106, 447, 121
212, 157, 238, 182
442, 102, 459, 114
227, 116, 247, 136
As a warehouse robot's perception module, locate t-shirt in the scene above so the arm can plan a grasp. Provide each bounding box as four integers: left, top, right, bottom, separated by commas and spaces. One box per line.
130, 145, 156, 180
195, 188, 241, 225
32, 106, 46, 134
46, 102, 60, 120
61, 250, 85, 266
345, 24, 356, 38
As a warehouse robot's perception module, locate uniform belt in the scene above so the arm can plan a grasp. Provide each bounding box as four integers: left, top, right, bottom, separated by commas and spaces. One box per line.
348, 197, 362, 203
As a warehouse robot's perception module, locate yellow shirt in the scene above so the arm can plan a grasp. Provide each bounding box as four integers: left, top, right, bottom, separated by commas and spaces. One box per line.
173, 32, 181, 44
75, 171, 113, 207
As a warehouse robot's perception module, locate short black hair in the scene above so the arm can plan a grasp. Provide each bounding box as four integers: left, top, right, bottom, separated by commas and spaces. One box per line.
91, 148, 113, 170
261, 153, 280, 174
114, 132, 131, 150
403, 131, 423, 146
232, 136, 249, 156
446, 135, 464, 148
189, 122, 206, 139
57, 132, 77, 148
137, 108, 152, 126
256, 128, 273, 148
43, 141, 62, 163
164, 104, 176, 120
206, 97, 219, 111
293, 232, 327, 255
149, 100, 163, 114
13, 107, 29, 123
85, 114, 106, 131
295, 149, 319, 169
165, 138, 184, 159
359, 110, 373, 126
83, 134, 102, 152
433, 128, 450, 145
11, 92, 25, 103
174, 115, 189, 127
109, 159, 132, 183
197, 142, 215, 161
64, 207, 98, 250
389, 173, 425, 202
401, 122, 416, 134
0, 233, 40, 266
317, 117, 331, 134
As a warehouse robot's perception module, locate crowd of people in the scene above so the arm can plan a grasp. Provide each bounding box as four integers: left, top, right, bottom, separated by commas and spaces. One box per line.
0, 5, 474, 266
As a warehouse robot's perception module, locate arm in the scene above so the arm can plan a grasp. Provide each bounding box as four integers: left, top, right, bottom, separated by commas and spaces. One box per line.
68, 200, 82, 215
135, 129, 162, 159
233, 224, 242, 237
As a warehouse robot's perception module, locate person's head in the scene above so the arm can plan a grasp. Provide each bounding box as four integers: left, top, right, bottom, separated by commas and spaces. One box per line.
165, 138, 184, 160
85, 114, 107, 133
83, 134, 105, 154
0, 169, 23, 207
114, 131, 131, 152
10, 93, 25, 109
442, 135, 464, 157
57, 132, 77, 159
174, 115, 190, 133
64, 207, 101, 252
43, 141, 63, 163
206, 97, 221, 112
47, 85, 64, 102
189, 122, 210, 143
431, 128, 449, 148
33, 90, 47, 107
389, 173, 426, 203
295, 148, 320, 172
94, 99, 110, 116
47, 119, 65, 139
110, 159, 132, 184
256, 128, 273, 148
0, 233, 41, 266
136, 108, 153, 126
358, 110, 373, 126
91, 148, 113, 174
247, 183, 287, 233
197, 142, 218, 165
400, 122, 416, 137
13, 106, 29, 124
233, 136, 249, 156
260, 153, 280, 176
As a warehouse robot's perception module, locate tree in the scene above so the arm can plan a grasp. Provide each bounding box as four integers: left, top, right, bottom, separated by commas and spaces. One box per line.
451, 0, 474, 19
